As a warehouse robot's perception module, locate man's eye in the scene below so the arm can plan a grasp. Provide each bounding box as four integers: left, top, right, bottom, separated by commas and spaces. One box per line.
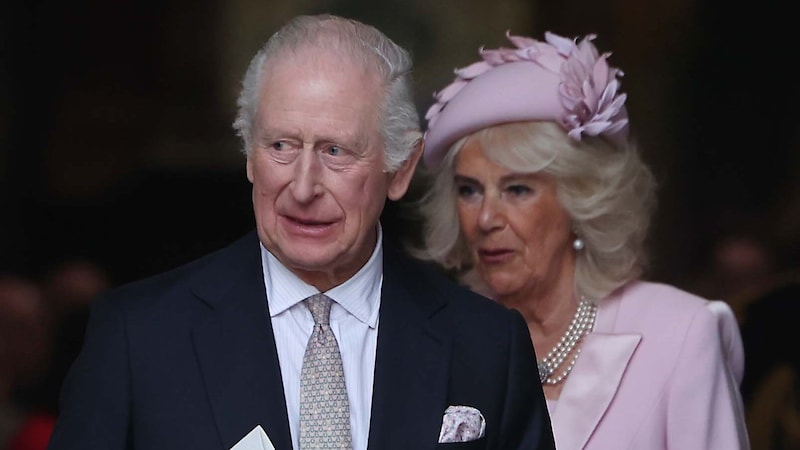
325, 145, 343, 156
507, 185, 532, 195
272, 141, 287, 151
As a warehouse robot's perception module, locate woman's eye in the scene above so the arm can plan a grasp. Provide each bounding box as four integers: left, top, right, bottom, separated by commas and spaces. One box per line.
456, 184, 478, 197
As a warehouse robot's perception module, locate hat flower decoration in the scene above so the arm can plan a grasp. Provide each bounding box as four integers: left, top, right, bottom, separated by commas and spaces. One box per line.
425, 31, 629, 144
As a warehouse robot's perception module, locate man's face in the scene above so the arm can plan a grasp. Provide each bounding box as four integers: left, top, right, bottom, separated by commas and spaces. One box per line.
246, 49, 417, 291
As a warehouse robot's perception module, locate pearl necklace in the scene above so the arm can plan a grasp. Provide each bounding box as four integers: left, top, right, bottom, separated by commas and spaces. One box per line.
537, 297, 597, 385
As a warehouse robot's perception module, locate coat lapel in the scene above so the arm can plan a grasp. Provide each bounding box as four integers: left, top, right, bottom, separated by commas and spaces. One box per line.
551, 290, 640, 450
367, 247, 451, 450
190, 232, 293, 450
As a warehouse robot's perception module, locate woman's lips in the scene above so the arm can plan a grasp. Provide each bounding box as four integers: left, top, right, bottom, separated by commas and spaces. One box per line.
478, 248, 514, 264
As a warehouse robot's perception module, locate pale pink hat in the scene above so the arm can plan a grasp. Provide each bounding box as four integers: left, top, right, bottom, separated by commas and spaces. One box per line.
423, 31, 630, 170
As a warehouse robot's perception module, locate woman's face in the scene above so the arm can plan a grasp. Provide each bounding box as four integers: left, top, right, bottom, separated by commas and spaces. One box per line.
454, 137, 575, 301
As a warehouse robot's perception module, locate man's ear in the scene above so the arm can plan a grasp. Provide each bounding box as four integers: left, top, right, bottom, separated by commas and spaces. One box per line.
387, 138, 424, 201
246, 157, 255, 183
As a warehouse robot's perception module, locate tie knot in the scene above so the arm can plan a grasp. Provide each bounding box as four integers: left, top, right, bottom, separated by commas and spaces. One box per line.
305, 293, 332, 326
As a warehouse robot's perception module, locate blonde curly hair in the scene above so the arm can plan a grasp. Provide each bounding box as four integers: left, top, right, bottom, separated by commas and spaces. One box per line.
408, 121, 656, 301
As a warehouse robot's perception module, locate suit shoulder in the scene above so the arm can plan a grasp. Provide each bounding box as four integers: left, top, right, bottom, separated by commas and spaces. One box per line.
96, 231, 258, 310
385, 246, 522, 329
619, 281, 713, 314
613, 281, 737, 339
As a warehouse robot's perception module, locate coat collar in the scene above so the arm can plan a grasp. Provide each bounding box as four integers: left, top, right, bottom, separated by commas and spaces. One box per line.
367, 244, 452, 449
188, 234, 453, 450
550, 286, 641, 450
189, 231, 294, 449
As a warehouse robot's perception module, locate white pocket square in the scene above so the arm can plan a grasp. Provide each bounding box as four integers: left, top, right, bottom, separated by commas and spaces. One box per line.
438, 405, 486, 443
230, 425, 275, 450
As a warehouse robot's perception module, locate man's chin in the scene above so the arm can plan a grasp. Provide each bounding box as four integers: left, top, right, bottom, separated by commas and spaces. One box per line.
276, 248, 340, 271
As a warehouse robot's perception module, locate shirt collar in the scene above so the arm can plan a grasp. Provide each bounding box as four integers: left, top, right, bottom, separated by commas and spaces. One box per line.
260, 226, 383, 328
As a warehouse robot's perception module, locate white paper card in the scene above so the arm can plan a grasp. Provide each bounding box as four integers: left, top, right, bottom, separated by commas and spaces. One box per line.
230, 425, 275, 450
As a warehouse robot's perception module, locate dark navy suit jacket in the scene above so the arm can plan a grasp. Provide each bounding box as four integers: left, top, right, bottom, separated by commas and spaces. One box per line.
47, 231, 554, 449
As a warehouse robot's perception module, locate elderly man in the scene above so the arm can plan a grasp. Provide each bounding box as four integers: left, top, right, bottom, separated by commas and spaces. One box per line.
47, 14, 554, 450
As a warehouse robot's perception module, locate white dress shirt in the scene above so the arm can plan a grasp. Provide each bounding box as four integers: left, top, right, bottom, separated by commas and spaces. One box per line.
260, 227, 383, 450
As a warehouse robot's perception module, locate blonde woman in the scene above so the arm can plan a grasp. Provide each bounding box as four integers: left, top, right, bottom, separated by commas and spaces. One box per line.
412, 31, 750, 449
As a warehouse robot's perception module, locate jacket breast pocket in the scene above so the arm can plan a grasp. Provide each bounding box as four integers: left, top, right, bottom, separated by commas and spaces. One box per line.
436, 436, 486, 449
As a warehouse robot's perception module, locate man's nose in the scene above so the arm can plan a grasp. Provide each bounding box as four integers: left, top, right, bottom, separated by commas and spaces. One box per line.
290, 149, 324, 203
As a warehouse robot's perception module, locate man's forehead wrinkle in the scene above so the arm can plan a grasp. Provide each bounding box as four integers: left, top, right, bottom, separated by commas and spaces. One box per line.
252, 44, 384, 163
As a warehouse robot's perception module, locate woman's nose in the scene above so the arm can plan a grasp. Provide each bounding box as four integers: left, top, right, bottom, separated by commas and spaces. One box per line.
477, 195, 505, 232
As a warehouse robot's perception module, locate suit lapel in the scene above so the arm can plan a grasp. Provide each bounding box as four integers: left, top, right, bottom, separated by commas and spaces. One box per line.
551, 289, 640, 450
367, 247, 451, 450
191, 232, 293, 450
553, 333, 640, 449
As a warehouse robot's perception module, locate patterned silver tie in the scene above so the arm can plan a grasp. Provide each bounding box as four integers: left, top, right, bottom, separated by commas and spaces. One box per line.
299, 294, 352, 449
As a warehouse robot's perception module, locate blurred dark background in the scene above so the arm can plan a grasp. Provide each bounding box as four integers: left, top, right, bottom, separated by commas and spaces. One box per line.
1, 0, 799, 448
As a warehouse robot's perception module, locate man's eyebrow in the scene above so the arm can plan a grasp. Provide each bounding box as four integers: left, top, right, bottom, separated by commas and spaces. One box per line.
256, 127, 301, 140
256, 127, 368, 148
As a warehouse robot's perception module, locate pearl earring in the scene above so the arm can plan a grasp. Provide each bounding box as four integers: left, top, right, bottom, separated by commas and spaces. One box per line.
573, 237, 585, 251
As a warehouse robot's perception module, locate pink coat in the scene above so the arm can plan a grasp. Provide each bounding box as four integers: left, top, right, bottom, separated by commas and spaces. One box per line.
549, 281, 750, 449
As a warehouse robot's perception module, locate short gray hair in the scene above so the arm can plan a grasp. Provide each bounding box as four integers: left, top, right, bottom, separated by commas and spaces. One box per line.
410, 121, 657, 301
232, 14, 421, 172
